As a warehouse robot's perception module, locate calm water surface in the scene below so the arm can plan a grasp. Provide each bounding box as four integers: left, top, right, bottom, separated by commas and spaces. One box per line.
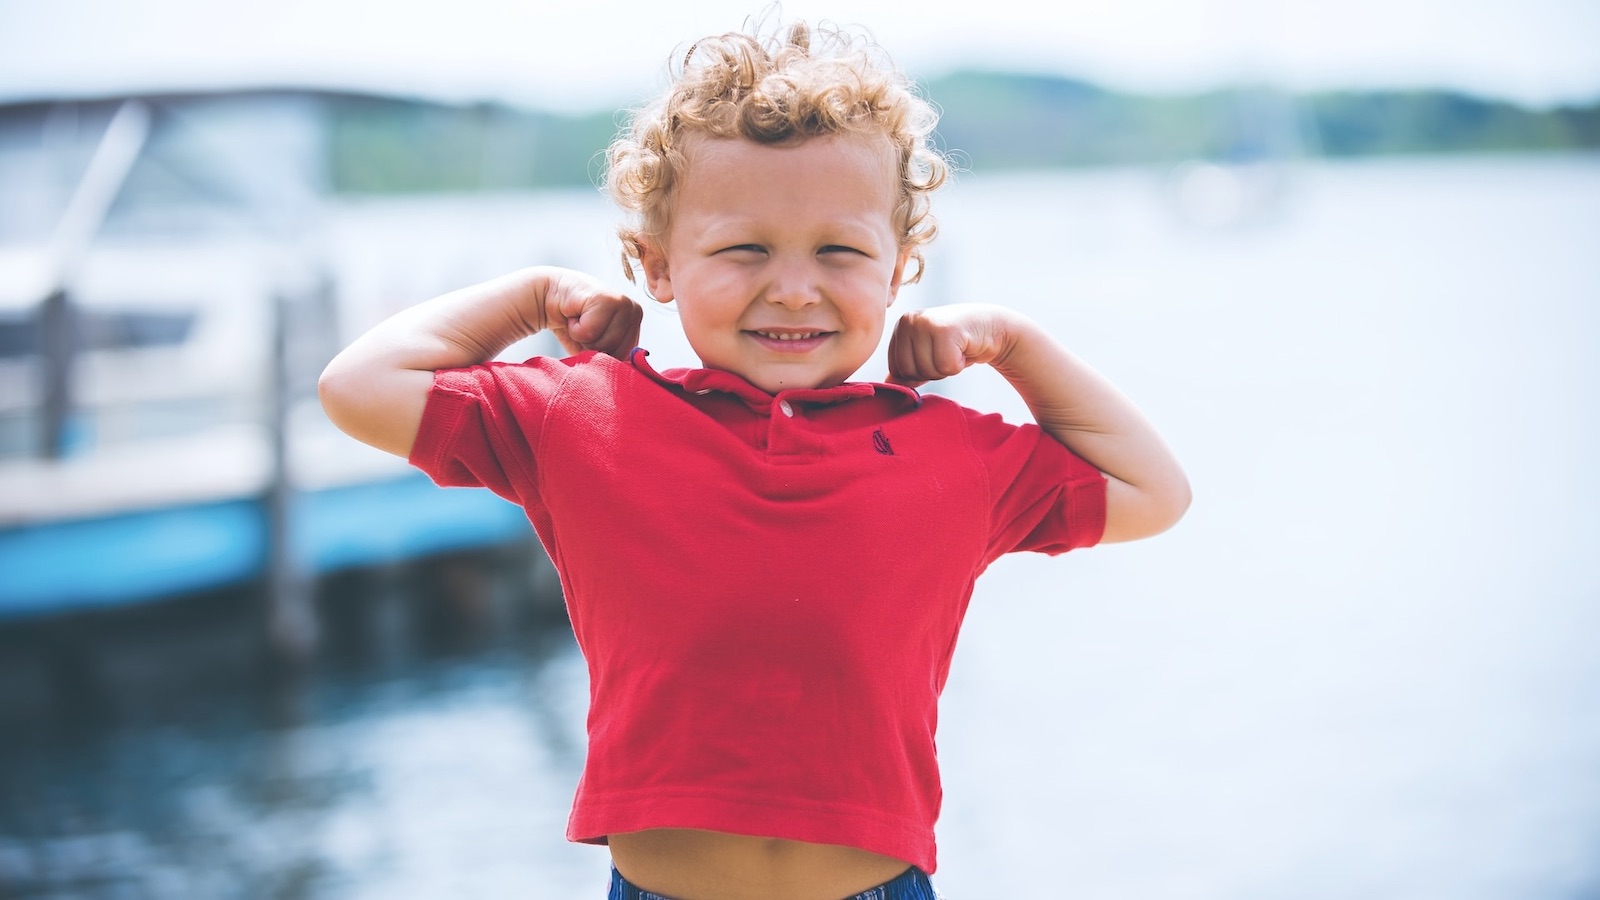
2, 156, 1597, 898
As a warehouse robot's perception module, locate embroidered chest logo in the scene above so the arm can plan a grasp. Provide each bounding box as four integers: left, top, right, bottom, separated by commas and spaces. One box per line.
872, 428, 894, 455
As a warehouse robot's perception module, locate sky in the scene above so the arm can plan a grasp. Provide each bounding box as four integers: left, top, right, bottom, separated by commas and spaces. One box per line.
1, 0, 1597, 110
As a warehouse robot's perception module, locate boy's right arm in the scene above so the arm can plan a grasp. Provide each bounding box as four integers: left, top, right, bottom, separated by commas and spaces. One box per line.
317, 266, 642, 459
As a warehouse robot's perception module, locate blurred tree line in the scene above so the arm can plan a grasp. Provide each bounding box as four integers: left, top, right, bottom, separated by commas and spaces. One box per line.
328, 98, 617, 192
326, 72, 1600, 193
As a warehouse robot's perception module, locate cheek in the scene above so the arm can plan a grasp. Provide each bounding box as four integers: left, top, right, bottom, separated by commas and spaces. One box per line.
675, 295, 745, 356
840, 275, 898, 322
680, 267, 746, 311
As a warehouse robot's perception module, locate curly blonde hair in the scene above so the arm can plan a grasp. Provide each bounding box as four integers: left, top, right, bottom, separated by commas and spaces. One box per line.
605, 18, 949, 284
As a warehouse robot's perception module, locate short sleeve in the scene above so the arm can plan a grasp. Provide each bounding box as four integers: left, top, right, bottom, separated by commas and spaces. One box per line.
960, 407, 1108, 564
408, 354, 587, 507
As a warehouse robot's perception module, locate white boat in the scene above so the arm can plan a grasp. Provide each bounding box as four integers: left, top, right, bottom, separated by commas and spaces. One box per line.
0, 91, 554, 625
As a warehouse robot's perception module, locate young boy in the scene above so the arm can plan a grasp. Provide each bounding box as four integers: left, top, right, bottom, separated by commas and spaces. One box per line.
319, 18, 1189, 900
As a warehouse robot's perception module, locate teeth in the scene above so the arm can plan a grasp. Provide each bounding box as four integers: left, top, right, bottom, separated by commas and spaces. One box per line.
757, 331, 822, 341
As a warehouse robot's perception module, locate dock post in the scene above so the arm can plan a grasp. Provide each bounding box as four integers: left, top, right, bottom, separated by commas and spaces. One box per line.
264, 288, 317, 663
37, 288, 74, 459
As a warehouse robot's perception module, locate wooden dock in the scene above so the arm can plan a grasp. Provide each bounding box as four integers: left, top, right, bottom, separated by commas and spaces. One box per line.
0, 410, 538, 621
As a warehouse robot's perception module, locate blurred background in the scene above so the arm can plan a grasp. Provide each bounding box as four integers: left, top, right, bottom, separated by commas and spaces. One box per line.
1, 0, 1597, 897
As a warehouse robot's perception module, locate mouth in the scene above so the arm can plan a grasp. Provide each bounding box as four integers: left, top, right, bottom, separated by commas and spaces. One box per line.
749, 330, 831, 342
744, 329, 836, 353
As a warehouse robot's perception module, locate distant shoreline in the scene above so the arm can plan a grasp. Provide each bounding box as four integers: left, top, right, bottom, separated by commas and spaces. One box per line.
2, 75, 1595, 196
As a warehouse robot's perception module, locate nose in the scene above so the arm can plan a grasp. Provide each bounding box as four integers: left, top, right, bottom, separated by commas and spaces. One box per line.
764, 256, 820, 310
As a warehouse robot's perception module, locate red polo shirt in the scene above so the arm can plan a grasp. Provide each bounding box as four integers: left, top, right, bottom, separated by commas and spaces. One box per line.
409, 348, 1106, 873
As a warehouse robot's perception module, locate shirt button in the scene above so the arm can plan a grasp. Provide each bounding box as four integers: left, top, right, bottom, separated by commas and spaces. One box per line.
778, 400, 794, 418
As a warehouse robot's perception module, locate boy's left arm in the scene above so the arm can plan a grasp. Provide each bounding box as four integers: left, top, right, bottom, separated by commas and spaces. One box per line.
887, 303, 1190, 543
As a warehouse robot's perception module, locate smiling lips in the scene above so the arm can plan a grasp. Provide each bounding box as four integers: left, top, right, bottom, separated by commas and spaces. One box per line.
747, 329, 834, 351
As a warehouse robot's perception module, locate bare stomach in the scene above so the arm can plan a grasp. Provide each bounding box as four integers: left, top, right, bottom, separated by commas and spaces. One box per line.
608, 828, 912, 900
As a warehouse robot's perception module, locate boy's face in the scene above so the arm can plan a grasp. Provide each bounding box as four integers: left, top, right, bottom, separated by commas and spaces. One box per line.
638, 134, 910, 394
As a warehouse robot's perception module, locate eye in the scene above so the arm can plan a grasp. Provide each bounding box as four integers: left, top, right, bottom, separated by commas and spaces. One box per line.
718, 244, 766, 255
819, 245, 868, 256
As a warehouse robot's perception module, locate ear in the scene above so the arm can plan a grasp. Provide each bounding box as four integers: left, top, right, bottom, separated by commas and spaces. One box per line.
886, 247, 912, 306
636, 238, 675, 304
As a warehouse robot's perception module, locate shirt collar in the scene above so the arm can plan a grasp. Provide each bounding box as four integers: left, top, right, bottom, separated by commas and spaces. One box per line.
627, 347, 922, 413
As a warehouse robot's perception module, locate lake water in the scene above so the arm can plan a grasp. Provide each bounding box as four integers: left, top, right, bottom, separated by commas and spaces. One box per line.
2, 155, 1598, 898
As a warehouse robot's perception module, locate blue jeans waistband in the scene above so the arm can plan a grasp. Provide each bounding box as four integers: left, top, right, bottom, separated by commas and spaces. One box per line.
608, 864, 938, 900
